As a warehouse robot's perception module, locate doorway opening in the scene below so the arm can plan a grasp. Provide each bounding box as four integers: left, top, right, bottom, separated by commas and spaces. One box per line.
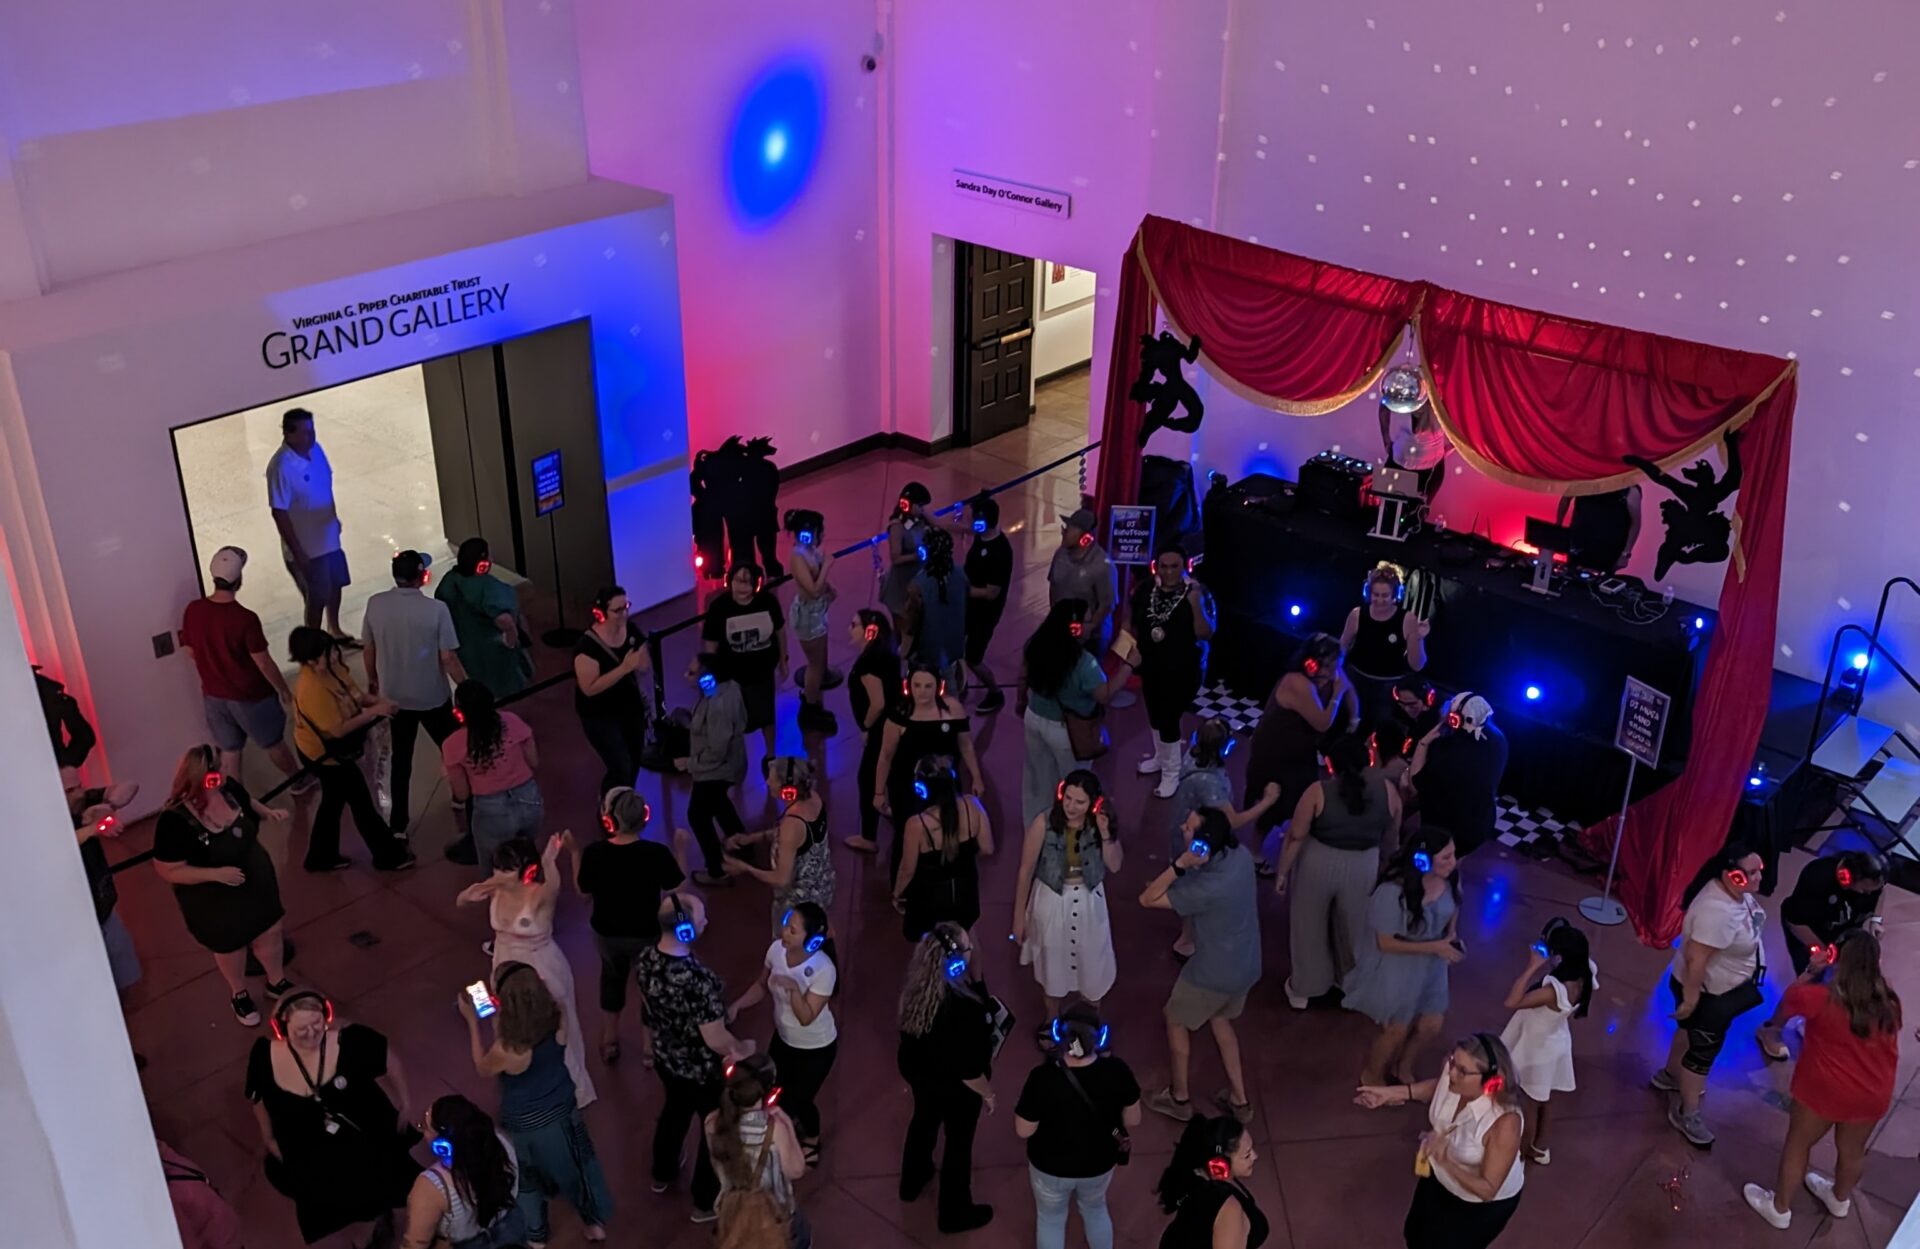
170, 320, 612, 659
935, 236, 1096, 452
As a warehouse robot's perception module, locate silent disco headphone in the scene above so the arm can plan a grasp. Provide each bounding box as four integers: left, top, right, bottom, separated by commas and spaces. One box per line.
783, 908, 827, 954
1835, 851, 1885, 889
1363, 564, 1405, 604
1411, 844, 1434, 873
723, 1053, 784, 1110
973, 516, 988, 533
1532, 915, 1570, 959
934, 927, 969, 980
1469, 1033, 1506, 1098
430, 1129, 454, 1166
1049, 1013, 1111, 1058
591, 587, 625, 625
667, 893, 697, 944
600, 786, 651, 836
270, 990, 334, 1041
1204, 1120, 1239, 1182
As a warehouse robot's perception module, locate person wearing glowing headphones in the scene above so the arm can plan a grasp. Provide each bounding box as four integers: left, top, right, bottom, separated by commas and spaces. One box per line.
782, 508, 839, 733
1355, 1033, 1526, 1249
1779, 849, 1886, 978
722, 756, 836, 928
1014, 1004, 1141, 1249
573, 786, 684, 1066
897, 921, 1000, 1233
1048, 508, 1117, 657
705, 1052, 811, 1249
1404, 692, 1507, 857
635, 890, 757, 1223
962, 492, 1014, 713
678, 651, 750, 887
883, 481, 935, 639
725, 902, 840, 1169
1657, 843, 1767, 1149
1340, 563, 1431, 728
436, 537, 533, 701
399, 1094, 525, 1249
1155, 1116, 1266, 1249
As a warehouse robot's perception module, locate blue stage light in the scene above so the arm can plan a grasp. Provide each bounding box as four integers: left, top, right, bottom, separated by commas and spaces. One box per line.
1524, 684, 1542, 701
1748, 773, 1764, 788
726, 60, 823, 227
1851, 651, 1871, 671
1694, 616, 1705, 630
1288, 603, 1303, 619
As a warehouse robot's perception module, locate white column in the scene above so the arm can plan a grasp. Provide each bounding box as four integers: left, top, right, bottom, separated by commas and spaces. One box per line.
0, 569, 180, 1248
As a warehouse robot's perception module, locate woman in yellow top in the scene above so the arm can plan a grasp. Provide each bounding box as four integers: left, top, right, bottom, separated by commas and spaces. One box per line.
289, 626, 414, 873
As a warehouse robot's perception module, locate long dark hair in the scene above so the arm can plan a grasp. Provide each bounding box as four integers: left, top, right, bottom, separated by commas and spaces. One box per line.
1048, 769, 1112, 841
855, 608, 899, 664
1189, 717, 1233, 769
1832, 930, 1902, 1039
915, 755, 963, 864
1377, 824, 1459, 930
1287, 632, 1343, 679
1024, 599, 1088, 697
1543, 921, 1595, 1020
428, 1094, 515, 1228
1157, 1115, 1244, 1213
1680, 841, 1759, 908
1324, 732, 1373, 816
455, 680, 504, 771
710, 1052, 779, 1193
921, 527, 956, 602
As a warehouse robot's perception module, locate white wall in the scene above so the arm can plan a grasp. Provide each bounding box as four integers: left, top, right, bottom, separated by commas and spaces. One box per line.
574, 0, 883, 460
0, 184, 692, 804
0, 0, 588, 295
1032, 260, 1097, 382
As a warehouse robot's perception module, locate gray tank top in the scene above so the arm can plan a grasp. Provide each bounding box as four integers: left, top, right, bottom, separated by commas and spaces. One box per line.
424, 1136, 518, 1242
1309, 773, 1394, 850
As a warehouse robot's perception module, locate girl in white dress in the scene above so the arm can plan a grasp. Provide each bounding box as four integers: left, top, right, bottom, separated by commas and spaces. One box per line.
1497, 919, 1595, 1164
1011, 770, 1122, 1016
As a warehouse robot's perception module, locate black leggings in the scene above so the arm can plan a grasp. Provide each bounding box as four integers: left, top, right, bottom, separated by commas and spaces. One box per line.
305, 761, 406, 869
580, 709, 647, 797
769, 1036, 838, 1143
1403, 1174, 1519, 1249
857, 728, 884, 846
1143, 667, 1201, 744
901, 1079, 982, 1222
687, 780, 743, 876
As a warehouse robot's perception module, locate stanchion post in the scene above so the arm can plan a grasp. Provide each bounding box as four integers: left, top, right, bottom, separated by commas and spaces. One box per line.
1580, 756, 1635, 926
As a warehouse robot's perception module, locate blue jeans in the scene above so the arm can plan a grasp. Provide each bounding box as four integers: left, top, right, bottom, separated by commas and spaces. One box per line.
472, 780, 544, 870
1029, 1165, 1114, 1249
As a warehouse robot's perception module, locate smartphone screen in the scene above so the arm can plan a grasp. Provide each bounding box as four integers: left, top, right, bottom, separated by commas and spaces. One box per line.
465, 980, 497, 1019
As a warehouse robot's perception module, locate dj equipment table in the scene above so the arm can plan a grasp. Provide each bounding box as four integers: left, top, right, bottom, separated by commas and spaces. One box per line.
1200, 475, 1714, 824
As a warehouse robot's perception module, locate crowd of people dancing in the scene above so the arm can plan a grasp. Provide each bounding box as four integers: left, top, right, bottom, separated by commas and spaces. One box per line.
62, 412, 1914, 1249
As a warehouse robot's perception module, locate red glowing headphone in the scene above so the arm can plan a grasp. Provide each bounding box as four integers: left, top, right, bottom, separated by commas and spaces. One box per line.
722, 1058, 783, 1110
1725, 867, 1751, 889
1207, 1156, 1232, 1181
1367, 734, 1381, 768
1472, 1033, 1505, 1098
592, 605, 607, 623
1446, 710, 1463, 730
1836, 864, 1853, 887
779, 783, 799, 803
864, 622, 880, 643
600, 786, 651, 835
270, 990, 334, 1041
1077, 531, 1093, 549
521, 863, 542, 886
898, 496, 912, 514
475, 558, 492, 576
1068, 620, 1085, 638
1303, 657, 1320, 676
453, 707, 465, 724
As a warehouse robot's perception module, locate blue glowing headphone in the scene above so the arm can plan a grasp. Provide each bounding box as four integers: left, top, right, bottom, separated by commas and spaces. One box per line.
783, 908, 827, 954
916, 543, 928, 562
668, 893, 697, 944
972, 517, 988, 533
1049, 1015, 1111, 1056
797, 528, 816, 546
913, 778, 930, 800
1411, 848, 1433, 873
430, 1132, 454, 1166
697, 671, 717, 695
935, 927, 969, 980
1189, 836, 1213, 859
1188, 727, 1236, 760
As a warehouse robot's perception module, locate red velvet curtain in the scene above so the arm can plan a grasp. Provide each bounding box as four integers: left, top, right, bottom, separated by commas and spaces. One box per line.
1097, 217, 1798, 944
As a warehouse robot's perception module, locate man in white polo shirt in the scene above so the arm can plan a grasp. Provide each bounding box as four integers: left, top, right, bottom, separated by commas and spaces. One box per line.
362, 550, 466, 833
266, 407, 351, 639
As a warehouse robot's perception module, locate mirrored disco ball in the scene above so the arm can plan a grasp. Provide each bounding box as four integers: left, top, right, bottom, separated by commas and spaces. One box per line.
1380, 365, 1428, 414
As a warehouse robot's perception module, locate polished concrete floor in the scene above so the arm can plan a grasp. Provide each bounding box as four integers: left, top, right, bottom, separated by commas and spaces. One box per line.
172, 364, 451, 649
118, 376, 1920, 1247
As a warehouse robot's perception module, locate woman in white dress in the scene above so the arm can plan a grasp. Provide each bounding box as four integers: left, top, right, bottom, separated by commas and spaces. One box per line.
458, 834, 598, 1107
1498, 919, 1595, 1165
1011, 769, 1122, 1017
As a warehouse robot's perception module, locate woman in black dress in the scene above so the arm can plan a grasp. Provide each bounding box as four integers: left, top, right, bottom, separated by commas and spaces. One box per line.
894, 756, 994, 939
1242, 634, 1358, 874
897, 922, 997, 1233
152, 743, 294, 1027
1340, 563, 1431, 728
875, 662, 984, 876
1127, 545, 1215, 799
247, 990, 419, 1245
844, 609, 903, 854
1157, 1116, 1268, 1249
573, 585, 651, 796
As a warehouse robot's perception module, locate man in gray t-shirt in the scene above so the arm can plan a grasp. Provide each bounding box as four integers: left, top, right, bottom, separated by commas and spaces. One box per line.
1048, 508, 1117, 654
361, 550, 465, 832
1138, 808, 1261, 1124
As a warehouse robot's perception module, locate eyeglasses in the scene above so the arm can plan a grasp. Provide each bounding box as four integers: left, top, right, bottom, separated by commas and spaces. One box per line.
1447, 1053, 1487, 1079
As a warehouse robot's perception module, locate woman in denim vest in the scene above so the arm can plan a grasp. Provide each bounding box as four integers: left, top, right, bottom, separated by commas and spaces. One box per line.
1012, 770, 1124, 1018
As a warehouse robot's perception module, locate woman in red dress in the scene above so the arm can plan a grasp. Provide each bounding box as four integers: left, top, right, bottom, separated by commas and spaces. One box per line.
1742, 929, 1902, 1230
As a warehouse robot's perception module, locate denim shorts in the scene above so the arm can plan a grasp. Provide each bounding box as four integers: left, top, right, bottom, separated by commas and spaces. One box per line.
205, 694, 287, 751
791, 595, 830, 643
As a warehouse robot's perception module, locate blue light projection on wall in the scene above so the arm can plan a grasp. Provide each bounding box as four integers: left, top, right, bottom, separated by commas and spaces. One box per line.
725, 59, 824, 227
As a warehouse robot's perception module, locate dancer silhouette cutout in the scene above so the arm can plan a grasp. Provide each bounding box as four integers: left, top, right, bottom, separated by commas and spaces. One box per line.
1623, 429, 1743, 582
1130, 331, 1204, 444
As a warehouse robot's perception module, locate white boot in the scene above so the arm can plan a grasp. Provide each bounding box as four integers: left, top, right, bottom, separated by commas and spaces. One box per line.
1155, 741, 1184, 798
1137, 740, 1165, 774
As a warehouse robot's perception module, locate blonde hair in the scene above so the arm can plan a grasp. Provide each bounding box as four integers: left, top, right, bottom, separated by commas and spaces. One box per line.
765, 755, 818, 800
1366, 562, 1405, 593
898, 922, 965, 1037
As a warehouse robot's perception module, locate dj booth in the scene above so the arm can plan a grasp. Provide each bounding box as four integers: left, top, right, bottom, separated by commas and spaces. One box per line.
1199, 472, 1714, 824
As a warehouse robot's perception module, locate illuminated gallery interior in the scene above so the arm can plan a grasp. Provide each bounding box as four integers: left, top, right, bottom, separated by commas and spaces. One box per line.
2, 3, 1919, 1248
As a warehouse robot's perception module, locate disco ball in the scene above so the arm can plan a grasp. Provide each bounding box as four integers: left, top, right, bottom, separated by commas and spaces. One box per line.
1380, 365, 1428, 414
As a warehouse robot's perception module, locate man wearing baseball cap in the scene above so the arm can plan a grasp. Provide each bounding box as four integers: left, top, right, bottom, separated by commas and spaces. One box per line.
361, 550, 466, 833
1048, 507, 1118, 656
179, 546, 311, 790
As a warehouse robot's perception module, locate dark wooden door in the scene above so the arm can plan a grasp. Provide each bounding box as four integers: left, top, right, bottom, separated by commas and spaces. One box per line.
954, 243, 1034, 445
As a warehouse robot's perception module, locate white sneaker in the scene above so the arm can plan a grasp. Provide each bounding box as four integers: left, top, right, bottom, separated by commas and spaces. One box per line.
1283, 978, 1308, 1010
1805, 1172, 1851, 1218
1743, 1184, 1791, 1229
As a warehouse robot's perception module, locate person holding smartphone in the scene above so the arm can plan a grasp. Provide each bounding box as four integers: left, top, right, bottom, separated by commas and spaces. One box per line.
1343, 827, 1464, 1090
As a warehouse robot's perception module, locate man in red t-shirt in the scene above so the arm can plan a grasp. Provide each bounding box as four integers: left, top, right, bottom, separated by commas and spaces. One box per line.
179, 546, 312, 790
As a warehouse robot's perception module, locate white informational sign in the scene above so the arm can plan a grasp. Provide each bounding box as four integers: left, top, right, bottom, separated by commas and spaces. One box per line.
950, 171, 1072, 220
1614, 676, 1671, 770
